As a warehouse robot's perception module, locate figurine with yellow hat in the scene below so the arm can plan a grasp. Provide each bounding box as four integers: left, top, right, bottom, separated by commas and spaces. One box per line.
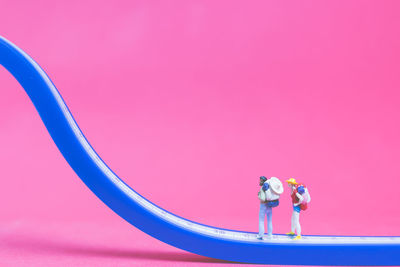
285, 178, 311, 240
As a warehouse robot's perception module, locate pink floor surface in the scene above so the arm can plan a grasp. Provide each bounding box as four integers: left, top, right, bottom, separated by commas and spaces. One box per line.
2, 219, 382, 267
1, 1, 400, 266
0, 220, 233, 267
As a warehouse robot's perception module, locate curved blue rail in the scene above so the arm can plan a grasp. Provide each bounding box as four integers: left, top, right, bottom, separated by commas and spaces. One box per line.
1, 36, 399, 265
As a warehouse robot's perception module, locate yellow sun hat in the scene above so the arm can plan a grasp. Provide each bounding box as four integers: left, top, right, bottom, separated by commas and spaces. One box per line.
286, 178, 298, 185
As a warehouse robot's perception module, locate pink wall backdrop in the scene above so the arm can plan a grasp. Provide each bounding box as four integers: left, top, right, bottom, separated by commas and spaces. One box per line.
1, 1, 400, 266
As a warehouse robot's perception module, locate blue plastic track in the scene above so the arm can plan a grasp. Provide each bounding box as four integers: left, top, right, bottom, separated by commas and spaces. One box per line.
1, 36, 400, 265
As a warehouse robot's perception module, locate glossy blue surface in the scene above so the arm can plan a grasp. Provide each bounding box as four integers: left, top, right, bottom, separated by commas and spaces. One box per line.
1, 36, 399, 265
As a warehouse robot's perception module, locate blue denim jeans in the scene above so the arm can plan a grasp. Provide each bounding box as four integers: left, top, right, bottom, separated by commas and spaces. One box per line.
258, 203, 273, 237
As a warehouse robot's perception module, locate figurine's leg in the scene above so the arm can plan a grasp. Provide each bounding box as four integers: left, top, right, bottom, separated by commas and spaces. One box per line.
266, 206, 273, 238
286, 209, 296, 236
258, 204, 266, 239
293, 210, 301, 237
291, 210, 296, 233
295, 211, 301, 236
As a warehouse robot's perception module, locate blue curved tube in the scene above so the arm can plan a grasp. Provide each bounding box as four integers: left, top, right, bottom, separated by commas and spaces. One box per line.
1, 36, 399, 265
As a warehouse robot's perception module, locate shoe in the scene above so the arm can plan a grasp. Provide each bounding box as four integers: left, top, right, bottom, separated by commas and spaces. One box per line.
286, 232, 295, 236
256, 235, 264, 240
293, 235, 301, 240
266, 235, 273, 240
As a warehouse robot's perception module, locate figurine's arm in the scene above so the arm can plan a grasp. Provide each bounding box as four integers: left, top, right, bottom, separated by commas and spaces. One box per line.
262, 183, 269, 191
258, 189, 266, 202
293, 192, 304, 206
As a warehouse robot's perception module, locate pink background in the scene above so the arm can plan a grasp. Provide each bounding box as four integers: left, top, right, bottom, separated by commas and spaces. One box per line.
1, 1, 400, 266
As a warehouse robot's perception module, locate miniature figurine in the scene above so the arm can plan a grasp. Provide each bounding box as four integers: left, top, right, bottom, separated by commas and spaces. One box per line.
285, 178, 311, 240
257, 176, 284, 240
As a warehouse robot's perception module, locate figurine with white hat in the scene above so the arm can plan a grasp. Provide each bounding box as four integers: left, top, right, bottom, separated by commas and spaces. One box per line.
257, 176, 284, 240
285, 178, 311, 240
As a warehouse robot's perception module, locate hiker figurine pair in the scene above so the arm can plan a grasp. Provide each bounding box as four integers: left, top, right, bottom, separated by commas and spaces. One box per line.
257, 176, 311, 240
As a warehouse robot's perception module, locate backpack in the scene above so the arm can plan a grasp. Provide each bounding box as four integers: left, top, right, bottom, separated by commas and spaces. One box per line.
300, 202, 308, 211
267, 199, 280, 208
297, 184, 310, 211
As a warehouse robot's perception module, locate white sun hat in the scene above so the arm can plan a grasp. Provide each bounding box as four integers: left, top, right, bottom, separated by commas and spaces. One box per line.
268, 177, 284, 195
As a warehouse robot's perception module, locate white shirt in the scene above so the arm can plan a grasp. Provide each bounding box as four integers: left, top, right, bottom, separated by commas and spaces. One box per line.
258, 180, 280, 203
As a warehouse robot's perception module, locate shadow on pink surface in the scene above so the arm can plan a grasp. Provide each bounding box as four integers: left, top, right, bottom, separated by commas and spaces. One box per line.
3, 233, 232, 264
